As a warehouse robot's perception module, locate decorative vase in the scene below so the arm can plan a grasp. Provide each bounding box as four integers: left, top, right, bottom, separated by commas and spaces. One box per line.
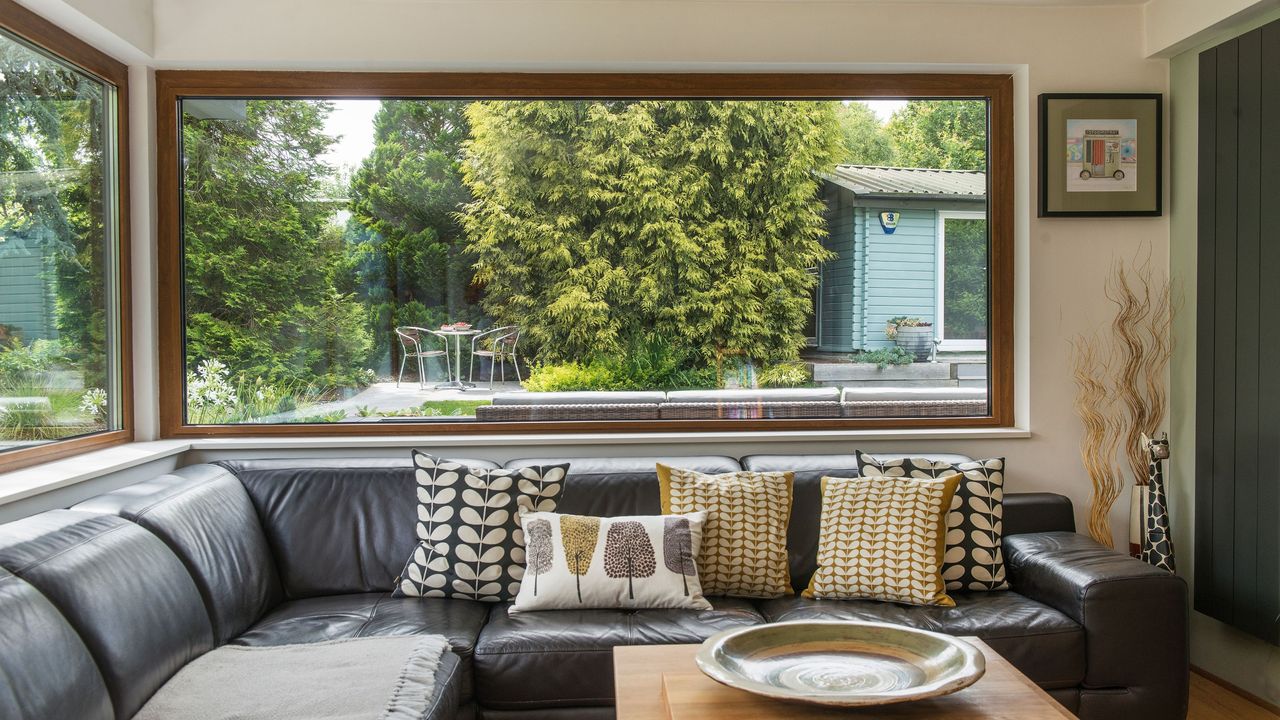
894, 326, 934, 362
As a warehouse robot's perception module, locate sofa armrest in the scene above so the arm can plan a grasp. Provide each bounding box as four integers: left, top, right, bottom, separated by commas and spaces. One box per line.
1005, 531, 1188, 720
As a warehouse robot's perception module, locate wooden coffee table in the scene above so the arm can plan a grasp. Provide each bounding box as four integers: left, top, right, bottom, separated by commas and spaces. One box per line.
614, 639, 1074, 719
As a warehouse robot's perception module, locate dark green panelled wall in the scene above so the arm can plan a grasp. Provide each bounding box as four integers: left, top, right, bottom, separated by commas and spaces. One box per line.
1195, 16, 1280, 647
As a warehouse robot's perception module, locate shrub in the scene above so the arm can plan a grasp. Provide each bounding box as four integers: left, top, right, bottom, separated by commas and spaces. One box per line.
522, 335, 718, 392
523, 361, 617, 392
607, 335, 717, 391
757, 362, 812, 388
850, 347, 915, 369
0, 402, 60, 440
0, 339, 68, 389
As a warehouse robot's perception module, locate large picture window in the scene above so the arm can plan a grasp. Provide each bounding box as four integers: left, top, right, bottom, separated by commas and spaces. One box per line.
0, 3, 130, 471
159, 74, 1012, 434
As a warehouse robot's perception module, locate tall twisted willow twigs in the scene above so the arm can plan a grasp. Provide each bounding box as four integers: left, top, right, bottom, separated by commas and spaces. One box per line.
1071, 335, 1123, 547
1072, 250, 1175, 546
1106, 254, 1174, 487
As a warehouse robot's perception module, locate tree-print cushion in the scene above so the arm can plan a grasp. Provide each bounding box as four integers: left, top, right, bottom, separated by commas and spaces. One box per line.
855, 451, 1009, 591
393, 452, 568, 602
509, 510, 712, 612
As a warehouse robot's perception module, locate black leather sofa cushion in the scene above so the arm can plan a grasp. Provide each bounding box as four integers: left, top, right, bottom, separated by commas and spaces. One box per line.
74, 463, 284, 643
1003, 492, 1076, 536
218, 458, 498, 597
474, 597, 763, 710
232, 591, 489, 701
741, 453, 972, 591
504, 456, 741, 518
0, 510, 214, 720
0, 566, 113, 720
756, 591, 1086, 690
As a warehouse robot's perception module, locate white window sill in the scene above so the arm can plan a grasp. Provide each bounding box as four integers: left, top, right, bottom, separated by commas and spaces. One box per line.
0, 426, 1030, 507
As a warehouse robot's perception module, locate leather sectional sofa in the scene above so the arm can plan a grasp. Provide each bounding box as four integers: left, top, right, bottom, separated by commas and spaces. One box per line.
0, 454, 1189, 719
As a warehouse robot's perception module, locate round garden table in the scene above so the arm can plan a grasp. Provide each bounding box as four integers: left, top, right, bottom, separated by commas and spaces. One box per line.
432, 327, 481, 391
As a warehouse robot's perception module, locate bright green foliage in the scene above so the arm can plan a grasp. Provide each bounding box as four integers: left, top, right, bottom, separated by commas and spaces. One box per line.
941, 218, 988, 339
524, 335, 717, 392
757, 362, 812, 388
348, 101, 478, 370
834, 102, 894, 166
849, 347, 915, 368
522, 361, 617, 393
182, 100, 372, 388
886, 100, 987, 171
462, 100, 840, 366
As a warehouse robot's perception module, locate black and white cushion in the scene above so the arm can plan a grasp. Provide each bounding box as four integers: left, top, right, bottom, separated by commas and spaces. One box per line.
855, 450, 1008, 592
393, 452, 568, 602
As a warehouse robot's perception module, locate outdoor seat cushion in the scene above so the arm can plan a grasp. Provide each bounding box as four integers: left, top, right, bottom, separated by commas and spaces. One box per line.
473, 598, 764, 710
231, 592, 489, 702
217, 458, 498, 597
491, 391, 665, 406
840, 386, 988, 402
665, 387, 839, 403
755, 591, 1085, 690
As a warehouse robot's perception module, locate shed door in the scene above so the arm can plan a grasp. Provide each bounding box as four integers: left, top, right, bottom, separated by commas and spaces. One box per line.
936, 211, 988, 352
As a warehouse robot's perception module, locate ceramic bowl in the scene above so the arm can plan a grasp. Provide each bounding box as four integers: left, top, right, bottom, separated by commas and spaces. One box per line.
695, 620, 985, 707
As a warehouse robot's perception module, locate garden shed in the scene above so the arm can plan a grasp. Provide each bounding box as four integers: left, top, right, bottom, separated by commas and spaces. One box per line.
815, 165, 988, 354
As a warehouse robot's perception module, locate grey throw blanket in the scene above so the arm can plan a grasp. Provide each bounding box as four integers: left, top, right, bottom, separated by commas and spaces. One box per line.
135, 635, 450, 720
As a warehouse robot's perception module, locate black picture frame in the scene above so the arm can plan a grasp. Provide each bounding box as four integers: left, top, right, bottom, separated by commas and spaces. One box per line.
1038, 93, 1163, 217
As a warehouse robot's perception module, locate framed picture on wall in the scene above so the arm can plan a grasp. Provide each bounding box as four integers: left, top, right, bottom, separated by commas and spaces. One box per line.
1038, 93, 1163, 217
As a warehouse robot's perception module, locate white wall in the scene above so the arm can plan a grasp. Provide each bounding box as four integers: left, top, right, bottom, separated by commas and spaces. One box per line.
1144, 0, 1280, 57
15, 0, 151, 61
136, 0, 1168, 548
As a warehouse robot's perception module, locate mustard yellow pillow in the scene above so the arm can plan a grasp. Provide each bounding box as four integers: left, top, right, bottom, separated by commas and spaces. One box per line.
656, 464, 793, 598
805, 474, 960, 606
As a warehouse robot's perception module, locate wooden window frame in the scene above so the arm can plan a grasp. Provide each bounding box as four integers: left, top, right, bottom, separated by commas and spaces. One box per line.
0, 0, 133, 472
156, 71, 1013, 437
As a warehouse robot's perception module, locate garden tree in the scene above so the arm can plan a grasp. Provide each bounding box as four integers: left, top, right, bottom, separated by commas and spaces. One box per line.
182, 99, 372, 388
348, 101, 476, 370
886, 100, 987, 170
461, 100, 840, 365
833, 101, 894, 166
0, 41, 108, 388
941, 218, 988, 339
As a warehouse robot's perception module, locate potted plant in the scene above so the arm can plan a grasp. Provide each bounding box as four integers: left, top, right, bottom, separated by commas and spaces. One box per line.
885, 316, 934, 361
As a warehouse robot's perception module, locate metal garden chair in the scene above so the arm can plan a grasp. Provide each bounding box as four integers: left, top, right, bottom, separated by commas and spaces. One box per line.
469, 325, 521, 389
394, 326, 452, 389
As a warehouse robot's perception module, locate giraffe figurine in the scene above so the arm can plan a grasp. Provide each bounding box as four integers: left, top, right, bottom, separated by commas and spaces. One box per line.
1139, 432, 1176, 573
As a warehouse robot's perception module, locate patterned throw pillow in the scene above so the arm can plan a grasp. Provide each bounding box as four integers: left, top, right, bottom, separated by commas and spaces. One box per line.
656, 464, 793, 598
806, 474, 960, 606
855, 451, 1008, 591
509, 510, 712, 612
393, 452, 568, 602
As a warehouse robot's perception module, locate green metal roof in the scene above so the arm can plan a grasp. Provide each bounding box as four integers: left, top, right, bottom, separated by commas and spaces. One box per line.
820, 165, 986, 200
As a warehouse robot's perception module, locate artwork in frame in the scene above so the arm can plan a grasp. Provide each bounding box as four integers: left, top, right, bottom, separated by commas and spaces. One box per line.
1038, 93, 1163, 217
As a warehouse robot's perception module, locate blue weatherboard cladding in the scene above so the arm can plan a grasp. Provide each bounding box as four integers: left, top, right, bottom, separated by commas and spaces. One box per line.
0, 231, 59, 342
818, 202, 937, 352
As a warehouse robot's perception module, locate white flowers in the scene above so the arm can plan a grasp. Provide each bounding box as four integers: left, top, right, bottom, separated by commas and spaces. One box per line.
79, 388, 108, 419
187, 359, 235, 410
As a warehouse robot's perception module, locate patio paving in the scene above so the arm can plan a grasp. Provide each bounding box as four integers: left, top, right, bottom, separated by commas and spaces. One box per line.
263, 380, 524, 422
